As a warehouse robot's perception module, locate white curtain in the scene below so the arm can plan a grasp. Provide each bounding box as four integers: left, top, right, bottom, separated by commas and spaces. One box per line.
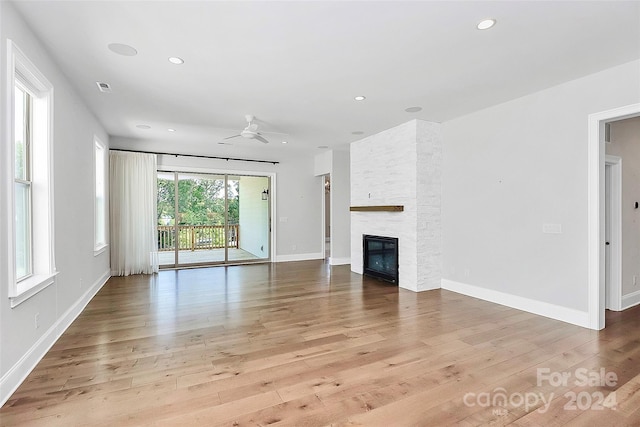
110, 151, 159, 276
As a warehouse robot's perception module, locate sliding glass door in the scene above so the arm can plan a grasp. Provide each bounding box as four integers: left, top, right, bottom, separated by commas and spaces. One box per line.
228, 175, 270, 262
157, 171, 270, 268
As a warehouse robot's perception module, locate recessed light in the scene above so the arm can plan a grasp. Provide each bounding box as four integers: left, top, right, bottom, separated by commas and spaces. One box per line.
318, 145, 329, 149
281, 141, 288, 144
405, 106, 422, 113
168, 57, 184, 65
136, 124, 151, 129
352, 131, 364, 135
108, 43, 138, 56
477, 19, 496, 30
167, 128, 176, 132
354, 96, 366, 101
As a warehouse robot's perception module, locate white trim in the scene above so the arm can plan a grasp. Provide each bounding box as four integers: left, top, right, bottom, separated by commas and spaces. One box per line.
441, 279, 590, 328
604, 156, 622, 311
270, 175, 276, 261
0, 270, 110, 407
329, 257, 351, 265
93, 244, 108, 257
10, 271, 58, 308
622, 289, 640, 311
321, 175, 327, 259
588, 103, 640, 330
275, 252, 324, 263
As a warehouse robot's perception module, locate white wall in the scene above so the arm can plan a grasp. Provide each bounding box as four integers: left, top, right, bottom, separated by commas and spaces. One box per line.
330, 150, 351, 264
112, 140, 324, 261
314, 151, 332, 176
0, 1, 111, 405
606, 117, 640, 298
238, 175, 270, 258
442, 60, 640, 326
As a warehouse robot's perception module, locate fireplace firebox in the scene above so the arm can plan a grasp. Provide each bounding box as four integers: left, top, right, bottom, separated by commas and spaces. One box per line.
363, 235, 398, 284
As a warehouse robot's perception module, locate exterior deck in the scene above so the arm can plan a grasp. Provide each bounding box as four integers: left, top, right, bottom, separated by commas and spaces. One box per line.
158, 248, 264, 266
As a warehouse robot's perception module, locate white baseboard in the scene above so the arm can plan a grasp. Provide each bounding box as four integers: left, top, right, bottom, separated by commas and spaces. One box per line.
329, 257, 351, 266
275, 252, 324, 263
441, 279, 590, 329
622, 289, 640, 310
0, 270, 111, 407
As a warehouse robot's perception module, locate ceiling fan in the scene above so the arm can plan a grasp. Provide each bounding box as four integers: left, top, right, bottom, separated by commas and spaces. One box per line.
224, 115, 271, 144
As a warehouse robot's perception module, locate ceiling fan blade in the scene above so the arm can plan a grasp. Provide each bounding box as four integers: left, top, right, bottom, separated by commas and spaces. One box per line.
255, 135, 270, 144
252, 117, 288, 135
224, 134, 242, 140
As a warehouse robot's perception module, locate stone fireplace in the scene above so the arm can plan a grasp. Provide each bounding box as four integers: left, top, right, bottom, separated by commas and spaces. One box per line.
350, 119, 442, 292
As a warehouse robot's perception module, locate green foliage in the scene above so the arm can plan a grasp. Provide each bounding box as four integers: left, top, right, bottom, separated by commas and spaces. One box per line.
15, 140, 25, 179
157, 177, 239, 226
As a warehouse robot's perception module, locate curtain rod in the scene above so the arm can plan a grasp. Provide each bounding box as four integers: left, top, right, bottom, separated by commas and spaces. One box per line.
109, 148, 279, 165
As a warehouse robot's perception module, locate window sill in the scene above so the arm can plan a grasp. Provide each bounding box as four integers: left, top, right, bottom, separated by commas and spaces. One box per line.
10, 272, 58, 308
94, 244, 109, 257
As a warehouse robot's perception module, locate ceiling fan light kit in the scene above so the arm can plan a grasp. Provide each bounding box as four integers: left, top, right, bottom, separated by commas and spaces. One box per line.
224, 114, 271, 144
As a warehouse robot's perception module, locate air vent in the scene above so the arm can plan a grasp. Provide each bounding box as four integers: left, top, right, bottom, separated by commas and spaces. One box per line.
96, 82, 112, 93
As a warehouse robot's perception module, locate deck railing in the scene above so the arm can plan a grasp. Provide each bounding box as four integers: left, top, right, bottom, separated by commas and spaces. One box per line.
158, 225, 239, 252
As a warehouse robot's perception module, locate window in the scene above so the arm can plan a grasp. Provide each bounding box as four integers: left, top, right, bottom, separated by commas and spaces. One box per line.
7, 40, 56, 307
14, 84, 32, 281
94, 137, 107, 254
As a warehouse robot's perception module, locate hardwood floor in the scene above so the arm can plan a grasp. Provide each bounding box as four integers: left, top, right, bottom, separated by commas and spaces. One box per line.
2, 260, 640, 426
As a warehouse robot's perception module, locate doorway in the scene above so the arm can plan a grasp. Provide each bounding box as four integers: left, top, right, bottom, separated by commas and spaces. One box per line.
323, 175, 331, 261
588, 102, 640, 330
157, 171, 271, 268
604, 155, 622, 311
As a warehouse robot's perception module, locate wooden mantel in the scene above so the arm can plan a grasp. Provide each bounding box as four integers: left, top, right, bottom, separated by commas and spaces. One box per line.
350, 205, 404, 212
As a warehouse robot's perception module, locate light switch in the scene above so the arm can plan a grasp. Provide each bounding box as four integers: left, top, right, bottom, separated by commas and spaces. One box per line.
279, 217, 288, 223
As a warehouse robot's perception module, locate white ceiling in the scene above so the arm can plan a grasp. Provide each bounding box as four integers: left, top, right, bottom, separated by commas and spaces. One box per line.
11, 0, 640, 162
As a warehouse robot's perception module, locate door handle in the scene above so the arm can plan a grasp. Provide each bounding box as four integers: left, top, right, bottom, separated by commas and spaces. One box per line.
606, 242, 610, 245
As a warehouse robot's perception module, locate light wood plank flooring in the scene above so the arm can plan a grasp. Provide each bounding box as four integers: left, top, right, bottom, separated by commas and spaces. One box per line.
2, 261, 640, 426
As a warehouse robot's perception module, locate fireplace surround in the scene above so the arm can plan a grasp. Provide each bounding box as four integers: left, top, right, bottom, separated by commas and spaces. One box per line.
363, 235, 399, 284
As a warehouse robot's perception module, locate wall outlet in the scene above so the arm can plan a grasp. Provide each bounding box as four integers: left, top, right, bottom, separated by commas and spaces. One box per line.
543, 223, 562, 234
292, 244, 297, 251
634, 275, 638, 287
35, 313, 40, 329
463, 268, 470, 278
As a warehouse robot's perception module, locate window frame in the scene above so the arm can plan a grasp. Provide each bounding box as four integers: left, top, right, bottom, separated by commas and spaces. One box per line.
6, 39, 57, 307
94, 136, 108, 255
